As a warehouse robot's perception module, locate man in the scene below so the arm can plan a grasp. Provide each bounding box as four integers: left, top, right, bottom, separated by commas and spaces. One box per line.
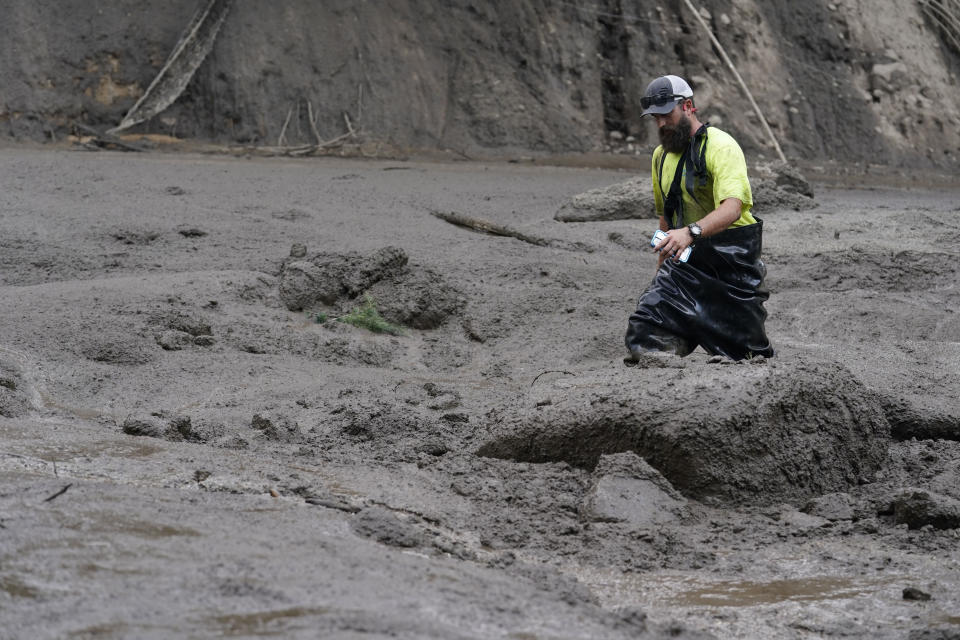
624, 74, 774, 362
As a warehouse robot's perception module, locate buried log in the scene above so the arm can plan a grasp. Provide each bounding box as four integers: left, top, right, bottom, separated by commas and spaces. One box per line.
109, 0, 233, 134
73, 124, 146, 152
477, 357, 890, 506
682, 0, 787, 163
429, 209, 593, 252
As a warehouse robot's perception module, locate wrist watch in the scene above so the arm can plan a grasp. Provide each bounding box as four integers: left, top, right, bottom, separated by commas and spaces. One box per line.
687, 223, 703, 244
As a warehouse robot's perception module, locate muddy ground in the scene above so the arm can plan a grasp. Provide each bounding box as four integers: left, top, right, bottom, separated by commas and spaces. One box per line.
1, 145, 959, 639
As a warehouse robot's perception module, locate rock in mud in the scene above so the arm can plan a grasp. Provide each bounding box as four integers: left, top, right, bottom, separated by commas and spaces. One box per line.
580, 452, 688, 525
477, 359, 890, 505
892, 488, 960, 530
802, 492, 863, 521
903, 586, 932, 601
278, 246, 408, 311
554, 177, 656, 222
121, 415, 166, 437
289, 243, 307, 258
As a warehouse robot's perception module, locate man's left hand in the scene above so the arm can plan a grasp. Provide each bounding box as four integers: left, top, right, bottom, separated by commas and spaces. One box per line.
654, 227, 694, 262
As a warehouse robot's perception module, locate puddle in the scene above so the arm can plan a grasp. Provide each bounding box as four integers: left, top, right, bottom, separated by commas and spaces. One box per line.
67, 623, 129, 638
77, 513, 202, 539
33, 440, 164, 462
40, 393, 110, 421
209, 607, 329, 637
573, 568, 897, 609
671, 576, 893, 607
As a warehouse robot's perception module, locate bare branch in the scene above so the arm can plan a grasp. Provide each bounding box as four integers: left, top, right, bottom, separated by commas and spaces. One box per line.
277, 105, 294, 147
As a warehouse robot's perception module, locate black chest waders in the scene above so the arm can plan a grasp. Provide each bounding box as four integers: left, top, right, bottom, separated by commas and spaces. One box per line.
625, 127, 775, 361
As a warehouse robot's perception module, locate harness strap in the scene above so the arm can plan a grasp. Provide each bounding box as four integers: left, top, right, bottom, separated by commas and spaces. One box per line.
657, 124, 711, 229
660, 147, 688, 230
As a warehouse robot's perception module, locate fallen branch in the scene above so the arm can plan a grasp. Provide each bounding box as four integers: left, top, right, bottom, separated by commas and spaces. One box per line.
236, 130, 357, 157
430, 209, 553, 246
681, 0, 787, 163
277, 105, 294, 146
531, 370, 574, 386
43, 483, 73, 503
429, 209, 593, 252
110, 0, 233, 133
73, 124, 146, 152
307, 100, 323, 146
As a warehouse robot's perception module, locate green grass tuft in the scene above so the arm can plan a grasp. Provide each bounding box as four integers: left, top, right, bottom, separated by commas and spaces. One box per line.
337, 294, 404, 335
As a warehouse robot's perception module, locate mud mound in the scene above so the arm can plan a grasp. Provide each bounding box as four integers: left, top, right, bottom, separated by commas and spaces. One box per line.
555, 162, 815, 223
752, 162, 817, 213
0, 359, 33, 418
79, 332, 156, 365
752, 181, 818, 213
364, 266, 465, 330
278, 246, 408, 311
279, 247, 464, 330
477, 358, 890, 505
555, 177, 656, 223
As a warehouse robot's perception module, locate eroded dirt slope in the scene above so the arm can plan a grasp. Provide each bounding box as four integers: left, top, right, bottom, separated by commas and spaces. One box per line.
2, 0, 960, 167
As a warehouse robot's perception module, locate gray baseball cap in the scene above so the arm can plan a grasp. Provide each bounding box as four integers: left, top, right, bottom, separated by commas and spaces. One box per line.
640, 75, 694, 116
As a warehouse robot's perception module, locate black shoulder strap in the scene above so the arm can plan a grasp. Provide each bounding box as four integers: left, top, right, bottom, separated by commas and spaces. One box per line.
685, 124, 710, 192
660, 147, 688, 230
683, 124, 712, 215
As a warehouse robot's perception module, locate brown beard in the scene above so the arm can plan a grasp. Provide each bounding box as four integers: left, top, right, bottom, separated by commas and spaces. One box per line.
658, 114, 692, 154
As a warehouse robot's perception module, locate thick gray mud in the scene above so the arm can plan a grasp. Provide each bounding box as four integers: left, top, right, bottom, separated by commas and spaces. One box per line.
1, 148, 959, 639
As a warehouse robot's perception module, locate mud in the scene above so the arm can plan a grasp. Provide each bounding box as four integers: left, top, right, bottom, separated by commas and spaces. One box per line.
0, 147, 959, 639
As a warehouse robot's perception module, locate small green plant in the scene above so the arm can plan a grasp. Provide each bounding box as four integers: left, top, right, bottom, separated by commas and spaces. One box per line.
337, 294, 404, 335
312, 311, 328, 324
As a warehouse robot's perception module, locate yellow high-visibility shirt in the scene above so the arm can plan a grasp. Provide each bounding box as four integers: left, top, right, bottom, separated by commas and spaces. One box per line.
651, 126, 756, 228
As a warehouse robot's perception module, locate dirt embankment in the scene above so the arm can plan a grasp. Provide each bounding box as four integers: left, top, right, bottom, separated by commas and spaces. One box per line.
2, 0, 959, 167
